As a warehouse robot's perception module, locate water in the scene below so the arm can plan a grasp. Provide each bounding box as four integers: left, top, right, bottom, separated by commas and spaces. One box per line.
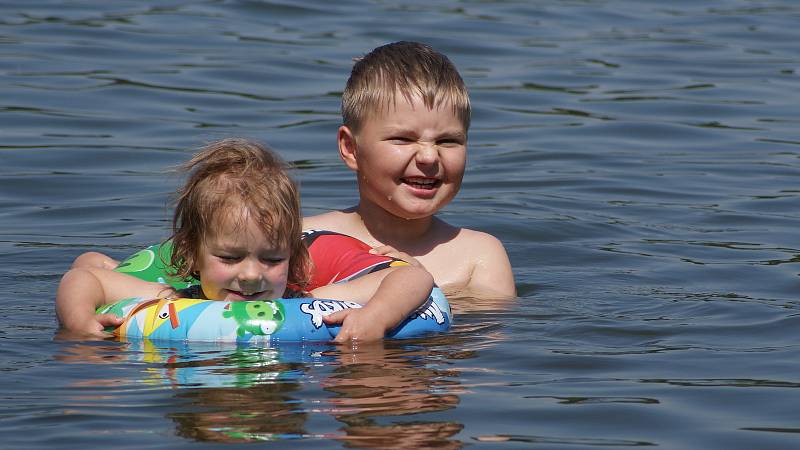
2, 0, 800, 448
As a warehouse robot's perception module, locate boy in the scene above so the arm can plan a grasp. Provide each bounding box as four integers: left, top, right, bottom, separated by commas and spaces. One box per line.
304, 41, 516, 300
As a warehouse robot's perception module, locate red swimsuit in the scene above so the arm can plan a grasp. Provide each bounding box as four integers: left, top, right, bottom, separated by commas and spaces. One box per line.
301, 230, 406, 290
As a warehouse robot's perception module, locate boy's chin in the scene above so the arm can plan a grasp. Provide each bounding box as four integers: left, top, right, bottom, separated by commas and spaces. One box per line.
362, 190, 455, 221
387, 202, 445, 221
396, 196, 456, 219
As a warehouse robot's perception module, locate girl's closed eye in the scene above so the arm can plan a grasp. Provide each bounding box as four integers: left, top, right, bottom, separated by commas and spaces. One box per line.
216, 254, 242, 263
261, 255, 288, 265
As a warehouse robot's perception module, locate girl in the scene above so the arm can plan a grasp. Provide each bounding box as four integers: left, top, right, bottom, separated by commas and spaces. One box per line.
56, 138, 434, 342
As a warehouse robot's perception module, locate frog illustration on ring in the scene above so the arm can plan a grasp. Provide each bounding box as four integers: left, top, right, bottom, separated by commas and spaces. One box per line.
222, 300, 286, 337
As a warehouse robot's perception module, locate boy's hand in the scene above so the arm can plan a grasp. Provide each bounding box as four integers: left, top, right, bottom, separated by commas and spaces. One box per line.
322, 307, 389, 343
369, 245, 422, 267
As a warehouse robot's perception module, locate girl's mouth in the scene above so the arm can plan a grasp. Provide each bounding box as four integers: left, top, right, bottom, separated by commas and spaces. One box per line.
227, 289, 268, 301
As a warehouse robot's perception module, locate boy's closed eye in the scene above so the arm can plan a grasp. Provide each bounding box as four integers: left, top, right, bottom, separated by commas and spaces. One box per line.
436, 137, 464, 147
387, 136, 415, 144
435, 132, 466, 146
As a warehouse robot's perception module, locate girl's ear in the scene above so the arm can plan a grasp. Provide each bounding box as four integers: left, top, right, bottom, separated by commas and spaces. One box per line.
337, 126, 359, 171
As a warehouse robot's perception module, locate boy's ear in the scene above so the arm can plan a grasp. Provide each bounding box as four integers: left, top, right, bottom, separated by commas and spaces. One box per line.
337, 125, 359, 171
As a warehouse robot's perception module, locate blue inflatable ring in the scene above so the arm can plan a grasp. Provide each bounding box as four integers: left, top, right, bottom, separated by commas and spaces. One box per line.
98, 243, 452, 343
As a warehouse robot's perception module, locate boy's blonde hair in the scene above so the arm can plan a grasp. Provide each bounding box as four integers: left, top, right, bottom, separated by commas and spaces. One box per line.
169, 138, 310, 289
342, 41, 471, 133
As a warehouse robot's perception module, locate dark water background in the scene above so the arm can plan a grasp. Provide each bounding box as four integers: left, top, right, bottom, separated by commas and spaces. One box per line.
2, 1, 800, 448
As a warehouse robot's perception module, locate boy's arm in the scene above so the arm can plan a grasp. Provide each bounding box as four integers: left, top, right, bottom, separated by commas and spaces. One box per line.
310, 265, 434, 342
55, 267, 172, 337
466, 234, 517, 299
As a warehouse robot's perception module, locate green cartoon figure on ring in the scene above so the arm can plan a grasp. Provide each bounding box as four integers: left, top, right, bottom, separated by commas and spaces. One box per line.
222, 300, 286, 337
114, 241, 196, 289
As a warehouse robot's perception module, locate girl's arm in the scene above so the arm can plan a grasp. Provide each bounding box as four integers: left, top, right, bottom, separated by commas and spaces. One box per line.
310, 265, 434, 342
55, 267, 173, 337
70, 251, 121, 270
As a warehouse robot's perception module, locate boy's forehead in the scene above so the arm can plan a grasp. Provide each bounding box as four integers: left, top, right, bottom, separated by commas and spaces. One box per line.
377, 90, 449, 110
365, 93, 465, 128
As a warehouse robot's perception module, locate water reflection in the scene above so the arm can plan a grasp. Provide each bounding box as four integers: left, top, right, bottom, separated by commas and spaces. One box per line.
324, 342, 463, 449
169, 382, 310, 442
55, 338, 466, 447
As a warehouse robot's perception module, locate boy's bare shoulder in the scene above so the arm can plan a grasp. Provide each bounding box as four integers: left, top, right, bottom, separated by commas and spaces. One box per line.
433, 221, 505, 254
452, 226, 503, 248
302, 211, 354, 232
430, 223, 516, 299
428, 221, 510, 268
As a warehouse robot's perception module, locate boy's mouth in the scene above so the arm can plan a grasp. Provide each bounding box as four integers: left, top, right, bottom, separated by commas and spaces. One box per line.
401, 177, 440, 190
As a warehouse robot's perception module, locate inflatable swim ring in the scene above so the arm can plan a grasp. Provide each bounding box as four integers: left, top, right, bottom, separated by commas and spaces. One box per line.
103, 239, 452, 342
96, 290, 450, 343
113, 241, 196, 289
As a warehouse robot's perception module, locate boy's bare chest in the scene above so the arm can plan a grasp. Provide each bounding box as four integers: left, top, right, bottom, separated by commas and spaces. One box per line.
303, 214, 474, 289
404, 241, 475, 296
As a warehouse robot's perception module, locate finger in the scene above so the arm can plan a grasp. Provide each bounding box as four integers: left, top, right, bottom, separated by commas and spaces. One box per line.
332, 328, 353, 343
369, 245, 395, 255
400, 256, 422, 267
322, 309, 352, 325
388, 253, 422, 267
96, 313, 123, 327
369, 246, 422, 267
335, 328, 385, 343
54, 328, 112, 341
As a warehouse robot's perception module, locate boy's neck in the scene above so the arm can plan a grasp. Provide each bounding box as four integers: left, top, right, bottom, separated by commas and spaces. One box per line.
353, 200, 437, 245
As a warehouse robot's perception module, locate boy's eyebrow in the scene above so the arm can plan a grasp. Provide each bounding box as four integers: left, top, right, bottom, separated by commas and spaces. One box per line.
441, 130, 467, 139
381, 126, 467, 139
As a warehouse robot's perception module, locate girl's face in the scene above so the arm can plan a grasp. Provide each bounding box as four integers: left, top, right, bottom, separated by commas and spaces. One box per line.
195, 213, 290, 301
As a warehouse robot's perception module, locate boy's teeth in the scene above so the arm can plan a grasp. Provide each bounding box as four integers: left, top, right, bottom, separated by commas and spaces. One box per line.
404, 178, 436, 186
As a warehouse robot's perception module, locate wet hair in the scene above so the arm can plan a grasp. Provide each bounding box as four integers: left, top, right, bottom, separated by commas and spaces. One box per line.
342, 41, 471, 133
168, 138, 310, 290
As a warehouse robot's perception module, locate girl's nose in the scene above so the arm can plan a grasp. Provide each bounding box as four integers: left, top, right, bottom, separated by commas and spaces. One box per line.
238, 259, 262, 283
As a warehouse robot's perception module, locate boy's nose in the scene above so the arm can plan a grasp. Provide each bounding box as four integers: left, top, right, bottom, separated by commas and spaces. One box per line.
415, 143, 440, 165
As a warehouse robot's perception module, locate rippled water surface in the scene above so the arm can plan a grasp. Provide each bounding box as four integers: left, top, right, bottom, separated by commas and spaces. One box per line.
2, 1, 800, 448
